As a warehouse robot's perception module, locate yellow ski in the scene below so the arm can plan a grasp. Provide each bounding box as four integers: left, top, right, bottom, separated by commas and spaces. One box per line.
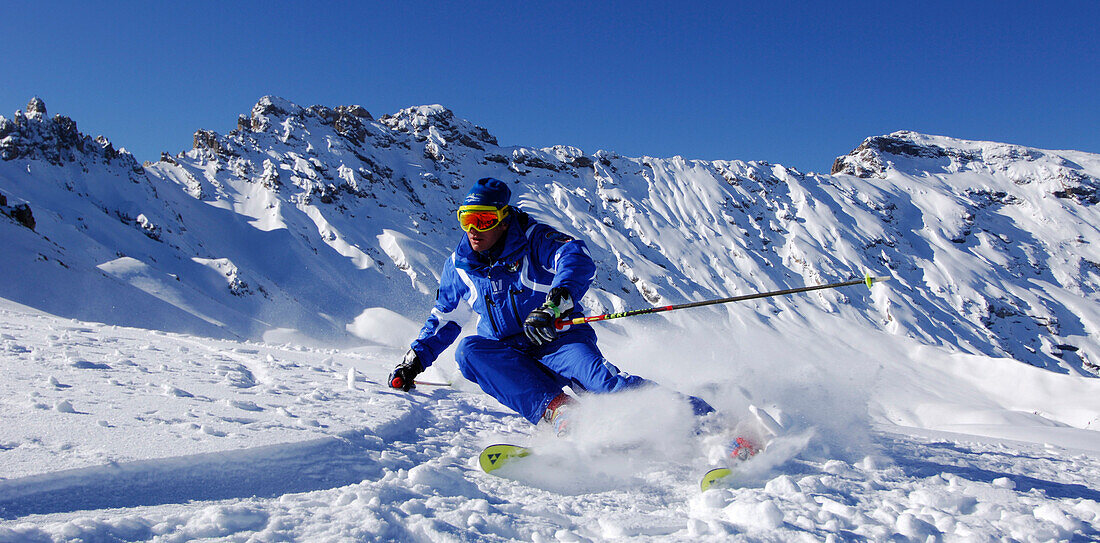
478, 444, 531, 473
700, 468, 734, 491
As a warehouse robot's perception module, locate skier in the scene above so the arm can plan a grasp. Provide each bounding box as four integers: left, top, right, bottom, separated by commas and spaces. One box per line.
389, 177, 714, 434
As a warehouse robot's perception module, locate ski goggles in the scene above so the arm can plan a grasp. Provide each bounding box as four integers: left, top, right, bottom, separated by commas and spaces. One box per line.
457, 205, 509, 232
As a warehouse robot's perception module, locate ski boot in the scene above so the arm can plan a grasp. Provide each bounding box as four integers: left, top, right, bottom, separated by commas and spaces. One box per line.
726, 435, 761, 461
541, 392, 573, 436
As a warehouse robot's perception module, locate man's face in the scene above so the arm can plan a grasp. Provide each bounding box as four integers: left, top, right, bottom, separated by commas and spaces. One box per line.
467, 219, 507, 252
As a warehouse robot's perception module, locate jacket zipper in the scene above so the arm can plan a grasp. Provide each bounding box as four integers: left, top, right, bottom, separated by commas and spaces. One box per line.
484, 295, 502, 335
508, 289, 523, 327
483, 267, 502, 335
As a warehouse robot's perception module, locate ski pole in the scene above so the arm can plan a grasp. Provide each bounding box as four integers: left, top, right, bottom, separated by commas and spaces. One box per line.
555, 273, 890, 329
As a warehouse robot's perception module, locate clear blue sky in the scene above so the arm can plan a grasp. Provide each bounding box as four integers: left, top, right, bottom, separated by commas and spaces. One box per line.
4, 0, 1097, 173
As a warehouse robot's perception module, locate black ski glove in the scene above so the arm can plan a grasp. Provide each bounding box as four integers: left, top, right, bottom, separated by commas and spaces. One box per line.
524, 287, 574, 346
389, 350, 423, 392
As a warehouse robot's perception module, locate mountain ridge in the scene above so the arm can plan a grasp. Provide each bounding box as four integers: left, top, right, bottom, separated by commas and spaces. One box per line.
833, 130, 1100, 204
1, 96, 1097, 375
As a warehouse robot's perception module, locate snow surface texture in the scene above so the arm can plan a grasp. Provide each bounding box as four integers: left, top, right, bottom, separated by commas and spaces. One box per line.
1, 299, 1099, 541
1, 97, 1099, 540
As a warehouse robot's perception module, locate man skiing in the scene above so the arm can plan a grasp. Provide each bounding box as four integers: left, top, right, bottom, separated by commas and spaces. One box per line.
388, 177, 714, 434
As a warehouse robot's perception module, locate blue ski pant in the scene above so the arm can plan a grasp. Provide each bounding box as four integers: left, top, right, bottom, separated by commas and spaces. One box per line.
455, 327, 650, 424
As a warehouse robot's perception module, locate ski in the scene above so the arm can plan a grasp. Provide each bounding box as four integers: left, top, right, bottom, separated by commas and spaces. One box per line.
478, 443, 531, 473
700, 467, 735, 491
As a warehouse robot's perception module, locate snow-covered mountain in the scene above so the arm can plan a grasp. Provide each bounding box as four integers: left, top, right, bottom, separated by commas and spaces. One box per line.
2, 97, 1098, 374
2, 97, 1100, 540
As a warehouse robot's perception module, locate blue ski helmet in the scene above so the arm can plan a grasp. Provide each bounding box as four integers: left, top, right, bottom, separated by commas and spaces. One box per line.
463, 177, 511, 208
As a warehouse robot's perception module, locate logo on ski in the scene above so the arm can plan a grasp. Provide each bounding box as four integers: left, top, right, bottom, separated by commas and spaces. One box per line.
478, 444, 531, 473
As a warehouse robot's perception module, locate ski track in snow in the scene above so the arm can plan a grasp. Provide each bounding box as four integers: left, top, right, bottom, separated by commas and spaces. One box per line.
1, 301, 1099, 541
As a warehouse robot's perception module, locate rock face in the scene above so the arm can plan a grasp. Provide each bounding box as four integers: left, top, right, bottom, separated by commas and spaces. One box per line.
379, 104, 497, 150
0, 193, 35, 231
26, 96, 46, 117
0, 98, 141, 177
832, 131, 980, 178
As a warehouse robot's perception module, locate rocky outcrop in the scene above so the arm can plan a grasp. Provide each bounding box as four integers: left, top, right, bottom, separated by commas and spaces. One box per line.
26, 97, 46, 117
0, 193, 35, 231
379, 105, 498, 151
193, 129, 226, 154
161, 97, 397, 204
0, 98, 142, 177
831, 131, 976, 178
833, 130, 1099, 205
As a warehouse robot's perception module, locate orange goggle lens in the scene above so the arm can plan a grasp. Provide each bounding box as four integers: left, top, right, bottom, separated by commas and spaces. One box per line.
457, 205, 508, 232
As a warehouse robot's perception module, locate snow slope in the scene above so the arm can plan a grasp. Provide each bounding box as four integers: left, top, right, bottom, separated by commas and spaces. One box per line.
1, 97, 1099, 540
1, 297, 1098, 541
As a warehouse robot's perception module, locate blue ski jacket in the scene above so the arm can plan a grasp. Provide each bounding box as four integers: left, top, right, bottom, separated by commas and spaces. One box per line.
410, 209, 596, 367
